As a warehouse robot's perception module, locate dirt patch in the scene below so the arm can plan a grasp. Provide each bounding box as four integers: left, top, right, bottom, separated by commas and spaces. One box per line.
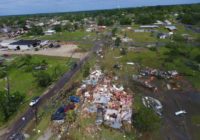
37, 128, 53, 140
132, 77, 200, 140
0, 44, 88, 59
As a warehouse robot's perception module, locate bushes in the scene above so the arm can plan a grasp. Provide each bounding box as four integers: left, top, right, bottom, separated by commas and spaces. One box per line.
115, 37, 121, 47
0, 67, 7, 79
0, 91, 25, 121
133, 107, 161, 132
28, 26, 43, 36
82, 62, 90, 78
135, 14, 156, 25
33, 71, 52, 87
173, 34, 185, 42
119, 17, 132, 25
97, 17, 114, 26
53, 25, 62, 32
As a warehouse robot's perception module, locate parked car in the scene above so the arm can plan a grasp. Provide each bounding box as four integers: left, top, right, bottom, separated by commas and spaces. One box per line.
69, 96, 80, 103
29, 96, 40, 106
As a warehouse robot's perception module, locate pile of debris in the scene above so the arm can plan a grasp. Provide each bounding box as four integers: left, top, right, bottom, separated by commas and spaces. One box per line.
139, 68, 178, 79
79, 69, 133, 129
133, 74, 158, 92
82, 69, 103, 86
133, 68, 179, 91
142, 96, 163, 116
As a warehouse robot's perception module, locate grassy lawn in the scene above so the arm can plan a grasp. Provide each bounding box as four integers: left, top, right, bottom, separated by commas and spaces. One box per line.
0, 55, 69, 97
20, 30, 96, 42
0, 55, 71, 126
100, 45, 200, 89
77, 42, 94, 51
124, 31, 158, 43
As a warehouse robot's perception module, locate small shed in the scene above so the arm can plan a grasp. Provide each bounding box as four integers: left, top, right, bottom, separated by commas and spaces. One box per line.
44, 30, 56, 35
165, 26, 177, 31
140, 25, 158, 29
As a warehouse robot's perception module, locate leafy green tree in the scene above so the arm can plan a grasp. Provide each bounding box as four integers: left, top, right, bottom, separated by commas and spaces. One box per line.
0, 91, 25, 121
0, 67, 7, 79
120, 17, 132, 25
73, 22, 79, 30
83, 62, 90, 78
33, 71, 52, 87
134, 107, 161, 132
179, 13, 200, 25
53, 25, 62, 32
115, 37, 121, 47
194, 55, 200, 63
52, 65, 62, 79
41, 59, 48, 66
28, 26, 43, 35
112, 28, 117, 37
173, 34, 185, 42
135, 14, 156, 25
17, 18, 26, 28
97, 17, 114, 26
63, 23, 74, 32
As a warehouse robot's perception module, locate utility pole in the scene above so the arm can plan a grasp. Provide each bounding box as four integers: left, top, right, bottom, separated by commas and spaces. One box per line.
6, 76, 10, 98
33, 106, 38, 124
4, 66, 10, 100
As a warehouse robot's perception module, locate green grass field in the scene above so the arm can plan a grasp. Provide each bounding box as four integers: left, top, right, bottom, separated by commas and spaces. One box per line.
100, 45, 200, 89
0, 55, 69, 98
0, 55, 71, 126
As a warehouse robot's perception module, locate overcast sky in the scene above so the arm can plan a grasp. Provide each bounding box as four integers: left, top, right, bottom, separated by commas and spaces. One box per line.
0, 0, 199, 16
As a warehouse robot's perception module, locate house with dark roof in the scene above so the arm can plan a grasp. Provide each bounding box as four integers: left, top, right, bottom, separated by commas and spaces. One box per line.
8, 40, 41, 50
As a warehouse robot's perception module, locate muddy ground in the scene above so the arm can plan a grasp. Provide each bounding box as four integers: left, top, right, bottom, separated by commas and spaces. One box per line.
131, 77, 200, 140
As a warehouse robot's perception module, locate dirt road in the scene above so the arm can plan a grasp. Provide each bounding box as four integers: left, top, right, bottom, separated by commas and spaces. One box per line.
1, 39, 104, 140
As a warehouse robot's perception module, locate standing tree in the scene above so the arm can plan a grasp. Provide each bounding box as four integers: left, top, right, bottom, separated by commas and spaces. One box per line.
53, 25, 62, 32
112, 28, 118, 37
33, 71, 52, 87
115, 37, 121, 47
83, 62, 90, 78
28, 26, 43, 36
0, 91, 25, 121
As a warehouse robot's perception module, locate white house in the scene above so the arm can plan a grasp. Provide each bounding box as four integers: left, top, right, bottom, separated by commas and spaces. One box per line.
165, 26, 177, 31
44, 30, 56, 35
140, 25, 158, 28
154, 20, 164, 25
164, 20, 172, 25
36, 22, 44, 27
7, 40, 41, 50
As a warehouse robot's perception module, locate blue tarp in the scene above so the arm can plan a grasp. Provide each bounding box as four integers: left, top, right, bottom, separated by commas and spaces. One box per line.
69, 96, 80, 103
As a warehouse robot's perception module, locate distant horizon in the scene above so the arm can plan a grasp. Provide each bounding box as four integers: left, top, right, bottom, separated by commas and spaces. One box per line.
0, 0, 200, 16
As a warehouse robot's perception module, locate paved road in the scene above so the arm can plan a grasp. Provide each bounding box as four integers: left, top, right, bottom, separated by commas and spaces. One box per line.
1, 39, 104, 140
